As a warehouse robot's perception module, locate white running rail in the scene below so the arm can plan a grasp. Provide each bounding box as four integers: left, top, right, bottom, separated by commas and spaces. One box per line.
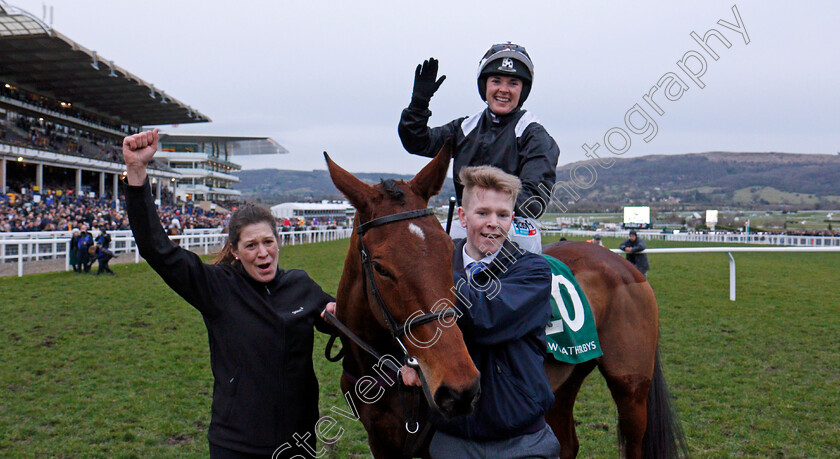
608, 246, 840, 301
0, 227, 353, 277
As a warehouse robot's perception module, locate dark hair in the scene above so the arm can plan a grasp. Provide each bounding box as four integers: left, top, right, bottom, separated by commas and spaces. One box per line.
213, 205, 278, 265
380, 179, 405, 204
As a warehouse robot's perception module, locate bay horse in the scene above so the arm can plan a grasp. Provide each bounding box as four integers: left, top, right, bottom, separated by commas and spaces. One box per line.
542, 241, 687, 458
325, 143, 685, 458
324, 142, 481, 458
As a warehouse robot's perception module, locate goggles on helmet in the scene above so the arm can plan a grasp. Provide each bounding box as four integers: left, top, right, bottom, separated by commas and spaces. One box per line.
477, 42, 534, 82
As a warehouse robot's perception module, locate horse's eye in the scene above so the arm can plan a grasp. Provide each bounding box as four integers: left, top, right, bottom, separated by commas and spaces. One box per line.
373, 262, 392, 279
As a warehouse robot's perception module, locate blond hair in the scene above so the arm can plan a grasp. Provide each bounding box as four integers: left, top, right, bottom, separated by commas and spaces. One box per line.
459, 166, 521, 209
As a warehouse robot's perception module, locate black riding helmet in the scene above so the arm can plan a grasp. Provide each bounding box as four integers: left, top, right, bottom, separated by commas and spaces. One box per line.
477, 42, 534, 109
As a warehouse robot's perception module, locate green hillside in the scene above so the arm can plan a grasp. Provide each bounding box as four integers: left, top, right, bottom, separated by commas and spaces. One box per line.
234, 169, 456, 207
235, 152, 840, 211
554, 152, 840, 211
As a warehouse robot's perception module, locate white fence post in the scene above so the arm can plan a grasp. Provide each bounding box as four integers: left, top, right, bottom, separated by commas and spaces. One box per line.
728, 252, 736, 302
605, 246, 840, 302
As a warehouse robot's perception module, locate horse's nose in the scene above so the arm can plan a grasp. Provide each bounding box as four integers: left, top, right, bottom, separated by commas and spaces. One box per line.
433, 379, 481, 419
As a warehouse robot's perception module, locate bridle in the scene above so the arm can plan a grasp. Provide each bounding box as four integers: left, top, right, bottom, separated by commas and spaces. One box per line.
358, 208, 459, 365
323, 206, 459, 442
324, 207, 458, 369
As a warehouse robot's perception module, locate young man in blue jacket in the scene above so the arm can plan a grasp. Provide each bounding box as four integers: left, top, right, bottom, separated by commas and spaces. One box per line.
404, 165, 560, 458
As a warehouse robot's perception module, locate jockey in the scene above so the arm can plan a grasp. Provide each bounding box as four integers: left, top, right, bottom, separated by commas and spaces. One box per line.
399, 42, 560, 254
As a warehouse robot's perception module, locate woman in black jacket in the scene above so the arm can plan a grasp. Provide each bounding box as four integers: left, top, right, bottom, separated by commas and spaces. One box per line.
123, 129, 336, 458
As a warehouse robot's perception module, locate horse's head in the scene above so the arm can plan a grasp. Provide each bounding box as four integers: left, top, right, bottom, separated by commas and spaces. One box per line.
325, 141, 480, 419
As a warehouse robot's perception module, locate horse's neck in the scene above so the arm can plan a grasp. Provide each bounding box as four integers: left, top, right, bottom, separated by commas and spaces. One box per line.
340, 293, 396, 350
339, 307, 403, 379
338, 280, 404, 377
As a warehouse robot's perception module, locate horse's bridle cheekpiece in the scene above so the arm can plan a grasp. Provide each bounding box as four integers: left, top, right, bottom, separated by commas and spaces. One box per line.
322, 206, 459, 443
356, 207, 458, 366
323, 207, 458, 366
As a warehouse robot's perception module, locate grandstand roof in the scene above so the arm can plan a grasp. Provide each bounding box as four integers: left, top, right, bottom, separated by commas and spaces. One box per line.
0, 2, 210, 127
158, 133, 289, 156
272, 201, 352, 211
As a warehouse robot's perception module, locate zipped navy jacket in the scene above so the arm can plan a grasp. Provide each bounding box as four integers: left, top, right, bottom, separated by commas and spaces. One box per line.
126, 180, 334, 455
399, 104, 560, 219
432, 239, 555, 441
619, 237, 650, 273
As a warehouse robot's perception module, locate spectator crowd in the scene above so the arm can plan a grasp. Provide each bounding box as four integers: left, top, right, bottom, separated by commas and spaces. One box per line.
3, 116, 123, 163
1, 190, 228, 233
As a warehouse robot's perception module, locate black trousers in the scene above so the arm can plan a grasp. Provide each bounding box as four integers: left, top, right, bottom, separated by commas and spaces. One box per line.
96, 255, 114, 274
209, 443, 270, 459
79, 251, 91, 272
209, 438, 316, 459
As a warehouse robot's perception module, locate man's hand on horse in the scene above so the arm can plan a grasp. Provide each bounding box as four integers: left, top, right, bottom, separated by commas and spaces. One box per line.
320, 302, 337, 319
400, 366, 422, 387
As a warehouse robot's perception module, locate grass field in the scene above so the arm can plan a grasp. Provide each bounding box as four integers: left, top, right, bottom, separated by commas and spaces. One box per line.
1, 237, 838, 457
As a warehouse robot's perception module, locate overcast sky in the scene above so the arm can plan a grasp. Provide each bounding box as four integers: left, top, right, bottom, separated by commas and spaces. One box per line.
7, 0, 840, 174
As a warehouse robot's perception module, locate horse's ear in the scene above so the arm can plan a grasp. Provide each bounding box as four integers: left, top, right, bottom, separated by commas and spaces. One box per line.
409, 138, 453, 203
324, 152, 376, 216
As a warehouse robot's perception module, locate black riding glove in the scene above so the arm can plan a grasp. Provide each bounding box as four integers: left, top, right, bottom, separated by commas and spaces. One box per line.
410, 58, 446, 110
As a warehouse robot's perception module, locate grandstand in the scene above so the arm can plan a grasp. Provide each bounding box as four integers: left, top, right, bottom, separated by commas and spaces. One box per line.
0, 1, 285, 214
158, 133, 287, 203
270, 200, 355, 225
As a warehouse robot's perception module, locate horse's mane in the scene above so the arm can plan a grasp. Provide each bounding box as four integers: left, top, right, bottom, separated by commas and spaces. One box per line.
379, 179, 405, 205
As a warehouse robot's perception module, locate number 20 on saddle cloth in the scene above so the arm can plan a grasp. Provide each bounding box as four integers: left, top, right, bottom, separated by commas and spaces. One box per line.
542, 255, 603, 364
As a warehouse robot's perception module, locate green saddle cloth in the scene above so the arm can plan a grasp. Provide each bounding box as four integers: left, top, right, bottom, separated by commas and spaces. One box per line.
541, 255, 603, 364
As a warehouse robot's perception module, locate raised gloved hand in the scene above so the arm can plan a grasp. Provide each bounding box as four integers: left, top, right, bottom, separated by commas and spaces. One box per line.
411, 58, 446, 108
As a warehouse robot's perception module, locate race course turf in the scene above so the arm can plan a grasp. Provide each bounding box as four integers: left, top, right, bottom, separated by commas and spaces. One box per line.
1, 237, 838, 457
